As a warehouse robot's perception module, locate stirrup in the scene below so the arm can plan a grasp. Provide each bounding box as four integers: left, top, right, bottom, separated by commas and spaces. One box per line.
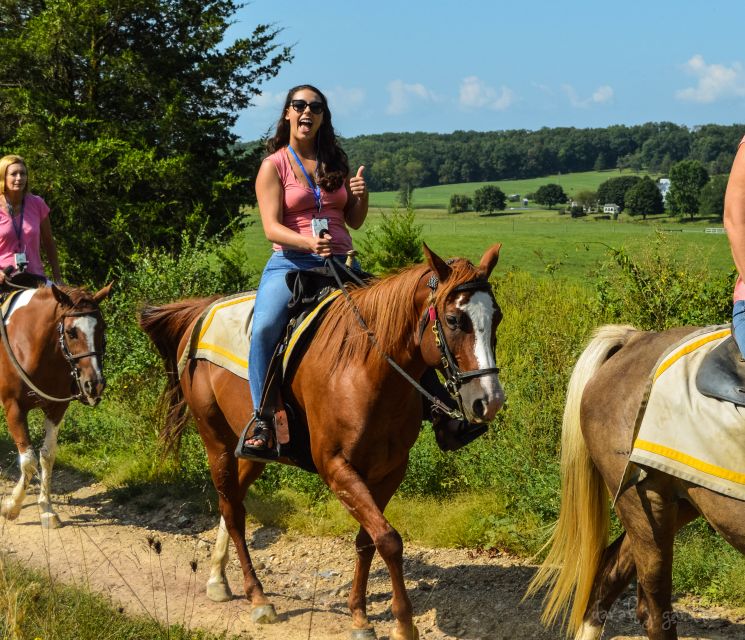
235, 414, 279, 461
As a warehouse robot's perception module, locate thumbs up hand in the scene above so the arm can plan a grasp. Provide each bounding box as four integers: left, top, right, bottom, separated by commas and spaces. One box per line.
349, 165, 368, 200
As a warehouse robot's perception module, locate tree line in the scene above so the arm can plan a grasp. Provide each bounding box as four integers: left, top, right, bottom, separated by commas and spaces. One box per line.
340, 124, 743, 193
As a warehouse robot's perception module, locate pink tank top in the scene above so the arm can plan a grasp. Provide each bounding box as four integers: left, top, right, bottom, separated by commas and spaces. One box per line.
734, 135, 745, 302
268, 149, 353, 254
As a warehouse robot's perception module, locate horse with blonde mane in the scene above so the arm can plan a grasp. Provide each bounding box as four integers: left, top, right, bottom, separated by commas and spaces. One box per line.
139, 244, 504, 640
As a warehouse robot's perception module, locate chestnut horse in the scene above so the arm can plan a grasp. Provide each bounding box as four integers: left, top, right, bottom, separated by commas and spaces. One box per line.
528, 324, 745, 640
139, 244, 504, 640
0, 283, 111, 529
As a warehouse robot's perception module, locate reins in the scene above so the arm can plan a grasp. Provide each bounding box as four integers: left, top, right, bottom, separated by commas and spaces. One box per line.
325, 256, 499, 420
0, 290, 103, 403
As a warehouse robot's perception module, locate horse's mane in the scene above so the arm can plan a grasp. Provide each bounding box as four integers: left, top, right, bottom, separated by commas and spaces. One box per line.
315, 258, 485, 370
56, 285, 100, 309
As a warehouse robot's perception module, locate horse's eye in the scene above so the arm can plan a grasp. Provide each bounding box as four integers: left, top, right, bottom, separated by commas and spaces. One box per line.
67, 328, 78, 338
445, 314, 458, 329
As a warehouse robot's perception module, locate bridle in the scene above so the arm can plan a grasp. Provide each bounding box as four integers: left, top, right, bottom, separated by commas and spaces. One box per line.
417, 273, 501, 415
327, 257, 500, 420
0, 301, 105, 403
57, 309, 106, 400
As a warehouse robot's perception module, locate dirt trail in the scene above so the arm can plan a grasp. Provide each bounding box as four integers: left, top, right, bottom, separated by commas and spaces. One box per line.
2, 468, 745, 640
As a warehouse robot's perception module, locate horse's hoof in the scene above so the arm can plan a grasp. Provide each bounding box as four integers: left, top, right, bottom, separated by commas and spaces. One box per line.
1, 499, 20, 521
206, 580, 233, 602
350, 626, 377, 640
250, 604, 277, 624
40, 513, 62, 529
390, 624, 419, 640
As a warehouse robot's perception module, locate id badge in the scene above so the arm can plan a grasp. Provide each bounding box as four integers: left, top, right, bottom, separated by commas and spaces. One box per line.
13, 252, 27, 269
311, 218, 329, 237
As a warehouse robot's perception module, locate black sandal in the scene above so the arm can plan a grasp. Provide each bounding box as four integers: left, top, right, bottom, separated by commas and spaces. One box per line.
235, 415, 279, 461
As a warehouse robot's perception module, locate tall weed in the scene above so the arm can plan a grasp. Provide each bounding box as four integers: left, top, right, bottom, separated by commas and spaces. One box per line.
593, 232, 734, 330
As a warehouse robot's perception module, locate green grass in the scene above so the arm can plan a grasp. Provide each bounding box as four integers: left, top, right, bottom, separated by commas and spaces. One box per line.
368, 169, 654, 209
0, 553, 228, 640
238, 205, 731, 282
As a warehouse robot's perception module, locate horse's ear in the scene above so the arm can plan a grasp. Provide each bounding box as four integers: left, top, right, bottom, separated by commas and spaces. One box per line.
478, 243, 502, 278
93, 281, 114, 303
423, 243, 451, 282
51, 284, 73, 308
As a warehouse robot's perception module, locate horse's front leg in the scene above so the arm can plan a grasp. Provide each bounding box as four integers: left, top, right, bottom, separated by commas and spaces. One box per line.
37, 408, 67, 529
1, 404, 36, 521
326, 459, 418, 640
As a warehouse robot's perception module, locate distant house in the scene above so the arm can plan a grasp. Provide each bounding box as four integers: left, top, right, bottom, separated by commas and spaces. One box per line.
658, 178, 671, 202
603, 203, 620, 215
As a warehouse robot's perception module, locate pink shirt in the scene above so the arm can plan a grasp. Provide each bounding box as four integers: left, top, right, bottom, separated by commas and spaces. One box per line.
735, 135, 745, 302
268, 148, 353, 254
0, 193, 49, 277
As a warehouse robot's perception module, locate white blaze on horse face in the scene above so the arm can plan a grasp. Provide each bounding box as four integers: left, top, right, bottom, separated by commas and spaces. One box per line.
73, 315, 103, 378
457, 291, 505, 418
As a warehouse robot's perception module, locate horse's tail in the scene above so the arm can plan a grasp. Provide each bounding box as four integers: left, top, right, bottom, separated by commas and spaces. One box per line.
138, 296, 220, 456
526, 324, 637, 636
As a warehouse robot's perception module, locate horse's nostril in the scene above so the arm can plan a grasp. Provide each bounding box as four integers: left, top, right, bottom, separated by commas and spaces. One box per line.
472, 399, 487, 418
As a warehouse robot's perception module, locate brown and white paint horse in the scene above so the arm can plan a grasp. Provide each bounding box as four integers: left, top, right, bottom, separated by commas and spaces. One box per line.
0, 283, 111, 529
139, 244, 504, 640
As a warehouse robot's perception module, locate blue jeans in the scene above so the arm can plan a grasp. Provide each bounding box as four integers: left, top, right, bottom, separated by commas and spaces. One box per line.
248, 250, 356, 411
733, 300, 745, 358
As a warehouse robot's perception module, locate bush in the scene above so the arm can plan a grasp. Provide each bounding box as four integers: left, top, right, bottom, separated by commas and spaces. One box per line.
593, 233, 734, 330
103, 230, 258, 392
448, 193, 472, 214
358, 205, 423, 274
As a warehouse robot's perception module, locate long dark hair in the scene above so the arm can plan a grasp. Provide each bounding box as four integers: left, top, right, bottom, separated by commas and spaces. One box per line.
266, 84, 349, 192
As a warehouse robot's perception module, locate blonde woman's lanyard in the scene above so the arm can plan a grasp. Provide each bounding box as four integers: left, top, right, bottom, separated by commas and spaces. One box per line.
288, 146, 322, 214
5, 196, 24, 252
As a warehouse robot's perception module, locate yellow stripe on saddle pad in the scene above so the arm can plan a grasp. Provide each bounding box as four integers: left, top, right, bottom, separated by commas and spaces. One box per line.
627, 325, 745, 500
282, 289, 342, 374
176, 289, 342, 381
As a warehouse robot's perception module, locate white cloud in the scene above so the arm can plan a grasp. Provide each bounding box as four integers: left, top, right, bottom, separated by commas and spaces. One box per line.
676, 54, 745, 103
325, 86, 365, 116
459, 76, 515, 110
386, 80, 438, 115
561, 84, 614, 108
252, 91, 285, 111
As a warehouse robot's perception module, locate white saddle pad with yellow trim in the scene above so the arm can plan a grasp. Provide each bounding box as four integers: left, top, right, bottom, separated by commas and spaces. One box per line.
177, 292, 256, 379
627, 325, 745, 500
176, 289, 342, 381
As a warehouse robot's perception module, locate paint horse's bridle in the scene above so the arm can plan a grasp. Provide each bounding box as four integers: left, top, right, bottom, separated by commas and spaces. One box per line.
57, 309, 106, 400
0, 305, 105, 403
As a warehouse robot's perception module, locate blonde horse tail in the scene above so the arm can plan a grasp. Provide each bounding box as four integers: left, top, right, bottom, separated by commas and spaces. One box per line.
526, 324, 637, 637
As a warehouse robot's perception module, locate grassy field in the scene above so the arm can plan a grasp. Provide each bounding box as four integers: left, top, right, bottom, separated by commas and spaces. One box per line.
239, 206, 731, 282
368, 169, 655, 209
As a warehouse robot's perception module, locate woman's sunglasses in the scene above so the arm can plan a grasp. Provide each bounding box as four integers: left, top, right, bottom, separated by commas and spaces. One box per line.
290, 99, 324, 115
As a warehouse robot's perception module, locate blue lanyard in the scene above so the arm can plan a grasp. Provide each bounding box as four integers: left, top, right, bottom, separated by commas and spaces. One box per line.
4, 196, 24, 251
288, 146, 322, 214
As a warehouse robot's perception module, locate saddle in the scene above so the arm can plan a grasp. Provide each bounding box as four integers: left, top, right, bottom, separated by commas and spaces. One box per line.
696, 335, 745, 406
240, 260, 372, 471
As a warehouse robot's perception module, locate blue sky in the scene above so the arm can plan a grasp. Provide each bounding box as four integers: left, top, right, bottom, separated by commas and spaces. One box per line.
228, 0, 745, 141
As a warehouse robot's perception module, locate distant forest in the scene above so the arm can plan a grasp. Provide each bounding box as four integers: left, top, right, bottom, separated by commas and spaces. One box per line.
328, 122, 744, 193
